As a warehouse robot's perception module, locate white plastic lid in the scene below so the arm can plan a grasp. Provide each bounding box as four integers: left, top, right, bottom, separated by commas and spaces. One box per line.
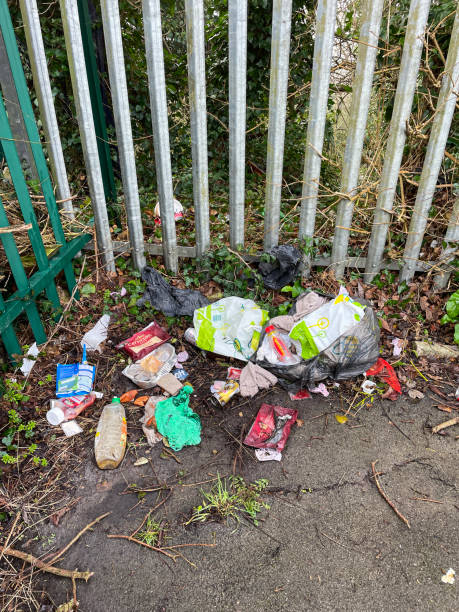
46, 406, 65, 426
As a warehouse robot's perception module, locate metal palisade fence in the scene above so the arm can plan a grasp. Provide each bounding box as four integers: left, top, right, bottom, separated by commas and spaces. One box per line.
0, 0, 458, 357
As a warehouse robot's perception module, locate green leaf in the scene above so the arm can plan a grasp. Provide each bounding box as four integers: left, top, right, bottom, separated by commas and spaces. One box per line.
446, 290, 459, 320
2, 434, 14, 447
81, 283, 96, 296
454, 323, 459, 346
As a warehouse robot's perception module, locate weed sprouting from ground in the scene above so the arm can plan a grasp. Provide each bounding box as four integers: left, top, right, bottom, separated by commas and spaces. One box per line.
187, 475, 270, 526
136, 516, 169, 547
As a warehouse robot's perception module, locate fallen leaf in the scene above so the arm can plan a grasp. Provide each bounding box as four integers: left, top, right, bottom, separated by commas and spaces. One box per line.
382, 388, 399, 401
296, 418, 304, 427
420, 296, 429, 312
120, 389, 139, 403
437, 405, 452, 413
133, 457, 148, 467
50, 506, 70, 526
429, 384, 449, 399
379, 317, 392, 333
335, 414, 348, 424
134, 395, 149, 406
408, 389, 424, 400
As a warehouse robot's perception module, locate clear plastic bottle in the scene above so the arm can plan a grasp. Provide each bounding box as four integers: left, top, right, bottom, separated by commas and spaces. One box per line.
94, 398, 127, 469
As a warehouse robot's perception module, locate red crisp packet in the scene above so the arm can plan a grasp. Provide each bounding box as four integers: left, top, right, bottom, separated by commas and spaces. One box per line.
244, 404, 298, 452
227, 367, 242, 380
116, 322, 170, 361
289, 389, 311, 400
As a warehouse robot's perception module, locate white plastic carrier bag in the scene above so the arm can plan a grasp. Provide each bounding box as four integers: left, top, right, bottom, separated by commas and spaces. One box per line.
289, 290, 366, 360
193, 297, 269, 361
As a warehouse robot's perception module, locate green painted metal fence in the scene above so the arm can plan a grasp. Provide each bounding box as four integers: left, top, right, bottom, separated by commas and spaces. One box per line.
0, 1, 89, 360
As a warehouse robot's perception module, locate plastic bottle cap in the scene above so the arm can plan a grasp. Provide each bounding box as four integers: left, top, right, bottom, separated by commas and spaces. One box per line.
265, 325, 275, 334
112, 397, 121, 403
46, 406, 65, 426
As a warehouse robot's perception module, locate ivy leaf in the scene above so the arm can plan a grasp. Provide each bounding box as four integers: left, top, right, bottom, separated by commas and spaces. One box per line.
446, 290, 459, 320
81, 283, 96, 296
2, 433, 14, 447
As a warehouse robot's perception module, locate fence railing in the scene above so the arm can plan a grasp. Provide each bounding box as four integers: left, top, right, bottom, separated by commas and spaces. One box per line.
2, 0, 459, 293
0, 0, 89, 359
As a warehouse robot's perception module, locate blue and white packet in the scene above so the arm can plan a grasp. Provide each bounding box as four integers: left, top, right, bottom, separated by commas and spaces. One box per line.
56, 345, 95, 397
172, 368, 189, 381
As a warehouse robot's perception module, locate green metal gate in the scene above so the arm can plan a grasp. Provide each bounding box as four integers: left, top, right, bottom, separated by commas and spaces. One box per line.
0, 2, 89, 360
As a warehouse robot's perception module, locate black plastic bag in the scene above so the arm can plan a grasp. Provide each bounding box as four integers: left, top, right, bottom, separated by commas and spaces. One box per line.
258, 245, 302, 290
254, 292, 380, 390
138, 266, 209, 317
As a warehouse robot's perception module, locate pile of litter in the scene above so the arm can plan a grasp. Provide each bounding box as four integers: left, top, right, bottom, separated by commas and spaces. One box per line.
38, 267, 423, 467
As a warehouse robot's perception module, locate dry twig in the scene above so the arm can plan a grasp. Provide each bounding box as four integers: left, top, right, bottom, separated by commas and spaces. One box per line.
432, 416, 459, 434
0, 546, 93, 581
371, 461, 410, 529
48, 512, 110, 567
107, 534, 179, 561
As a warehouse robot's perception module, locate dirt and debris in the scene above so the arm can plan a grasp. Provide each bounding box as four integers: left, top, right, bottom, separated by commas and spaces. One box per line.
1, 267, 458, 610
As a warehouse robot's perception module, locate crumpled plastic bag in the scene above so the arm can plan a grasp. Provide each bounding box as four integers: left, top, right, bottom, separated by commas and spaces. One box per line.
138, 267, 209, 317
244, 404, 298, 452
289, 289, 366, 359
140, 396, 164, 446
154, 385, 201, 451
193, 297, 268, 361
255, 290, 380, 391
20, 342, 39, 376
81, 314, 110, 353
258, 245, 302, 290
366, 357, 401, 399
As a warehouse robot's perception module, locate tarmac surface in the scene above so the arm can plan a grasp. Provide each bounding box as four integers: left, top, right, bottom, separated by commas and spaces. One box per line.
39, 390, 458, 611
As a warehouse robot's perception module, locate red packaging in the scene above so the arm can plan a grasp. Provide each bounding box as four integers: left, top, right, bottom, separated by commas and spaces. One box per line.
366, 357, 401, 400
244, 404, 298, 452
227, 367, 242, 380
289, 389, 311, 400
116, 322, 170, 361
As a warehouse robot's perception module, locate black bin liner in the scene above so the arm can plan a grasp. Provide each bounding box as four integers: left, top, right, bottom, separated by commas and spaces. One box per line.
138, 266, 209, 317
258, 245, 302, 290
